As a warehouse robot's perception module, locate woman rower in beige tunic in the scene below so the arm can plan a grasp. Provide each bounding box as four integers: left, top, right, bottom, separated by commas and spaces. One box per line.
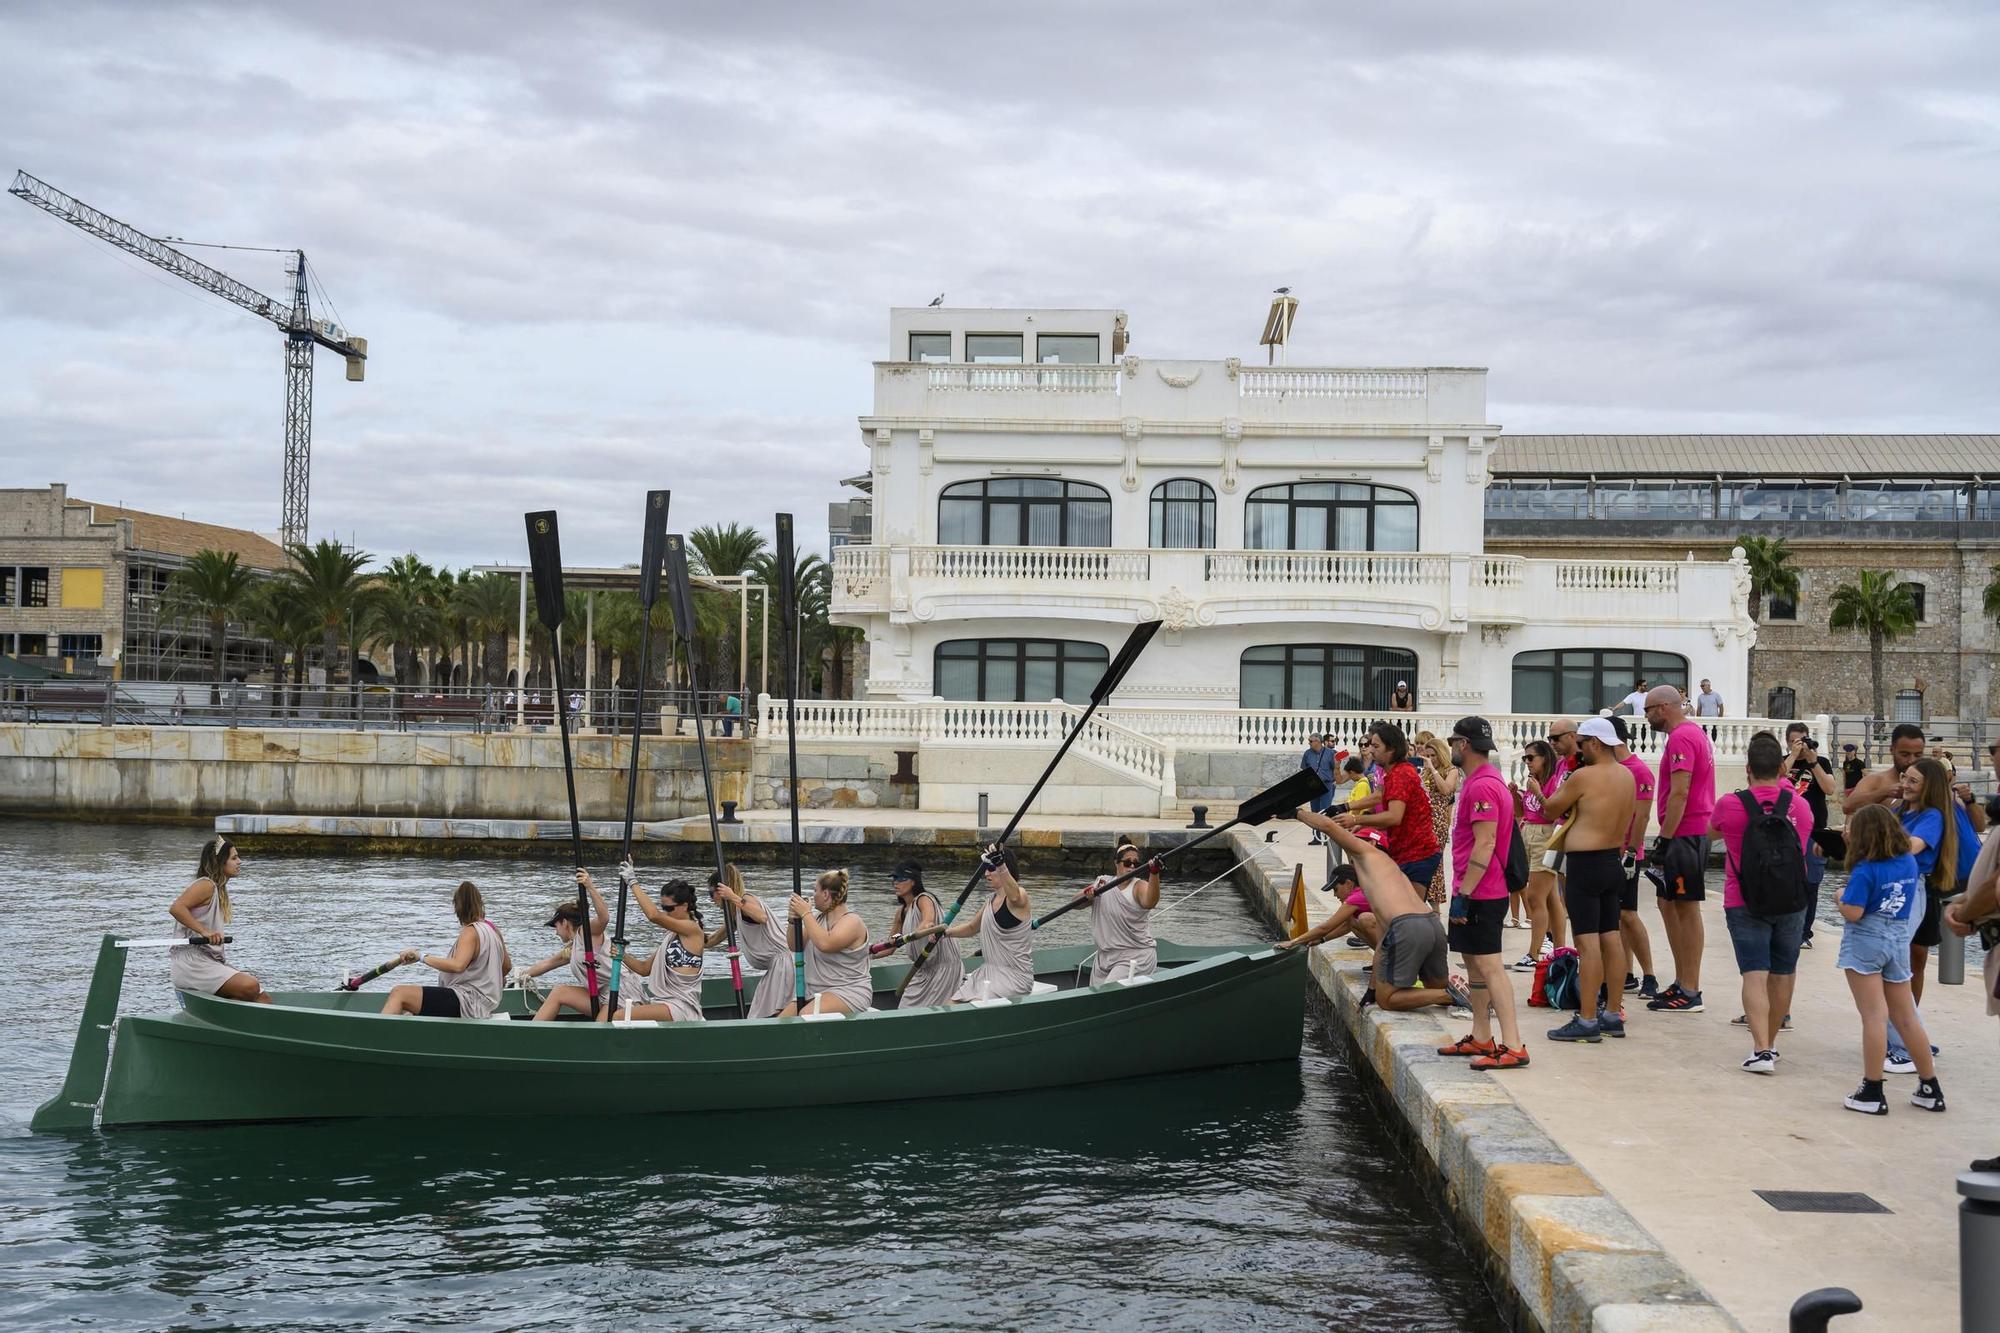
707, 864, 793, 1019
947, 846, 1036, 1002
1085, 843, 1162, 985
380, 880, 511, 1018
167, 836, 270, 1002
615, 876, 708, 1023
780, 869, 874, 1016
889, 860, 963, 1009
522, 869, 613, 1020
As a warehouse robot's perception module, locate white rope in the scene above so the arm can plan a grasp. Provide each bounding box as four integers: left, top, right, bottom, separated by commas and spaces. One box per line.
1152, 848, 1263, 922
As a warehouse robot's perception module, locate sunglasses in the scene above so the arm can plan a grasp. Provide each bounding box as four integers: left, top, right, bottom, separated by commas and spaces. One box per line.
1118, 858, 1141, 868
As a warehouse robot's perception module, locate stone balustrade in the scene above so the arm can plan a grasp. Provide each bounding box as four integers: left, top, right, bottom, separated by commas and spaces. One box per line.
910, 545, 1151, 583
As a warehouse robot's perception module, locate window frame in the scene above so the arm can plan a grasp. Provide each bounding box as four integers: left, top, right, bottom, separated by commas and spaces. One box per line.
1509, 648, 1690, 715
937, 478, 1112, 547
1149, 477, 1217, 549
1243, 482, 1419, 552
1238, 643, 1419, 712
908, 331, 952, 363
963, 332, 1025, 364
934, 637, 1111, 703
20, 566, 50, 608
57, 633, 104, 658
1035, 333, 1100, 364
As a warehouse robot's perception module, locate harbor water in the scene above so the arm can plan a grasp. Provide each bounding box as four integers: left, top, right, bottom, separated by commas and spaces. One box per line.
0, 819, 1502, 1331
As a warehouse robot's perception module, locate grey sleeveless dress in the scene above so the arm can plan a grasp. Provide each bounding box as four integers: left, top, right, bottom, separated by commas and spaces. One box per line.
803, 910, 874, 1013
1088, 880, 1157, 985
443, 920, 506, 1019
169, 887, 237, 995
898, 891, 965, 1010
638, 932, 707, 1023
952, 896, 1035, 1001
738, 897, 797, 1020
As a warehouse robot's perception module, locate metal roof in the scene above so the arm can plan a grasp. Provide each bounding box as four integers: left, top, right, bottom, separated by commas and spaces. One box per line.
1492, 435, 1999, 478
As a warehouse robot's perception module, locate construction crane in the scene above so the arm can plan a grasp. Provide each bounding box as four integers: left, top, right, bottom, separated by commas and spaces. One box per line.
9, 169, 367, 550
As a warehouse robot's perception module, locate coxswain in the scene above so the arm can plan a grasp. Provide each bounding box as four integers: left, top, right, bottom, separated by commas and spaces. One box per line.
1082, 843, 1161, 984
947, 846, 1035, 1002
615, 872, 708, 1023
380, 880, 511, 1019
522, 868, 612, 1020
887, 860, 964, 1008
167, 835, 270, 1002
779, 869, 873, 1016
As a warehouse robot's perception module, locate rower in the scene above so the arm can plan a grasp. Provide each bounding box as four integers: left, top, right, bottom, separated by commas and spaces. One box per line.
780, 870, 873, 1016
616, 872, 708, 1023
1082, 843, 1162, 984
521, 868, 612, 1020
888, 860, 963, 1009
379, 880, 511, 1019
948, 846, 1035, 1003
167, 835, 270, 1003
707, 864, 792, 1019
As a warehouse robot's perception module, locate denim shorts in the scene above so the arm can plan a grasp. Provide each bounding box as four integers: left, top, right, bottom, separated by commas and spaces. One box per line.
1724, 905, 1806, 976
1838, 916, 1913, 984
1398, 853, 1442, 892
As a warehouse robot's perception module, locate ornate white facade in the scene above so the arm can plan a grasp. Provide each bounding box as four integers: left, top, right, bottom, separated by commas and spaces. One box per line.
833, 307, 1754, 719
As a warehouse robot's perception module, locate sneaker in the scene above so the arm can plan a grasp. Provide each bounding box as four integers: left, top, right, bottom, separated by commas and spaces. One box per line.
1437, 1033, 1497, 1058
1741, 1050, 1776, 1075
1345, 936, 1369, 948
1972, 1155, 2000, 1172
1547, 1016, 1602, 1043
1844, 1082, 1889, 1115
1445, 978, 1474, 1011
1884, 1054, 1917, 1075
1511, 954, 1539, 971
1800, 937, 1814, 949
1598, 1013, 1626, 1039
1638, 975, 1660, 1000
1911, 1078, 1946, 1112
1622, 972, 1640, 993
1730, 1013, 1793, 1030
1470, 1044, 1530, 1070
1647, 988, 1703, 1013
1538, 938, 1555, 961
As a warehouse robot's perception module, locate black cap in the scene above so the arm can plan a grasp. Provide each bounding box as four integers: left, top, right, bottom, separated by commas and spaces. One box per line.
544, 902, 587, 928
1607, 713, 1631, 744
1449, 716, 1497, 754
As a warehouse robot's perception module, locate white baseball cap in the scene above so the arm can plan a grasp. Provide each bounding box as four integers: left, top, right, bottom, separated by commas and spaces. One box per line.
1577, 717, 1620, 746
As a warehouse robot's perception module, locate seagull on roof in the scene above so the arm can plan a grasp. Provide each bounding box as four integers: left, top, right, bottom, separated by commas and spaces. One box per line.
1273, 286, 1291, 295
928, 293, 944, 306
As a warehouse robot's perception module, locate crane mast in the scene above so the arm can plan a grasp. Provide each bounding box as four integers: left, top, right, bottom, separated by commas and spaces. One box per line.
8, 169, 367, 549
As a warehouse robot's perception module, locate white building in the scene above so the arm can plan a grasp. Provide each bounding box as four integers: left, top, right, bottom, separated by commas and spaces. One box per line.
833, 306, 1753, 732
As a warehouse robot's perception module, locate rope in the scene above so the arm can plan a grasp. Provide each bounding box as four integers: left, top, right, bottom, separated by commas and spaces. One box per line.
1071, 848, 1267, 986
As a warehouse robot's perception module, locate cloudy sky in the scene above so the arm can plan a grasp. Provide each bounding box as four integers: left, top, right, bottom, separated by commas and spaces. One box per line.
3, 1, 1996, 569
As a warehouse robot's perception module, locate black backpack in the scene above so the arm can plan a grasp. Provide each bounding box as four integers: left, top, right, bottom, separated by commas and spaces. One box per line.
1503, 823, 1531, 895
1732, 789, 1808, 918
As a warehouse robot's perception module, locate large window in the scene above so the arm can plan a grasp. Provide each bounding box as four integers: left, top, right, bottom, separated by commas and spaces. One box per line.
1903, 582, 1927, 623
938, 478, 1111, 546
1036, 333, 1099, 364
1485, 480, 1591, 520
936, 638, 1109, 703
58, 633, 103, 658
965, 333, 1024, 363
1511, 649, 1689, 715
908, 332, 951, 362
1240, 644, 1418, 712
20, 567, 49, 608
1150, 478, 1215, 549
1244, 483, 1418, 552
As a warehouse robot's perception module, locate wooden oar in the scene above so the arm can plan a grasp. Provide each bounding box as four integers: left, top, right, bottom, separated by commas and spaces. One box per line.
663, 532, 748, 1018
608, 488, 671, 1016
119, 936, 232, 948
1031, 767, 1331, 929
774, 512, 808, 1009
890, 619, 1162, 1006
340, 954, 410, 992
524, 510, 599, 1015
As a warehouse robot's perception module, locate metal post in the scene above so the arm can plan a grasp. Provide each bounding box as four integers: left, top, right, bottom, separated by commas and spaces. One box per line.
514, 571, 527, 731
738, 576, 749, 727
1962, 1173, 2000, 1332
583, 590, 594, 732
977, 791, 989, 829
760, 584, 770, 700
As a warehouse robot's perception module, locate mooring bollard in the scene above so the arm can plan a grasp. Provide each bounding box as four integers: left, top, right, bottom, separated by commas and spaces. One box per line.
1187, 804, 1210, 829
1787, 1287, 1862, 1331
719, 800, 740, 825
1962, 1172, 2000, 1330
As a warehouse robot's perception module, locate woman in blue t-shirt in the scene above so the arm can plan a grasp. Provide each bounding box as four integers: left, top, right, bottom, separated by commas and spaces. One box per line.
1837, 805, 1943, 1116
1896, 758, 1961, 1006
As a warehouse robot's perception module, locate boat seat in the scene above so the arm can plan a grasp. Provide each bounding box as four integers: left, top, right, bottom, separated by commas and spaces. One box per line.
800, 1011, 846, 1022
1029, 980, 1058, 996
1112, 973, 1155, 987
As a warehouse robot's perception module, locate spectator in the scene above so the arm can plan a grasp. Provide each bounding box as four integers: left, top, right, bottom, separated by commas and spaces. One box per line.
722, 692, 743, 737
1841, 743, 1865, 793
1931, 742, 1956, 779
1615, 679, 1649, 716
1539, 717, 1637, 1041
1298, 816, 1472, 1022
1942, 792, 1999, 1167
1389, 680, 1416, 712
1607, 715, 1660, 1000
1416, 733, 1459, 907
1836, 805, 1944, 1116
1785, 722, 1840, 945
1842, 723, 1927, 816
1643, 684, 1716, 1014
1340, 754, 1370, 806
1277, 864, 1377, 952
1436, 716, 1527, 1067
1695, 679, 1725, 717
1957, 781, 1990, 835
1300, 734, 1340, 844
1513, 739, 1566, 969
1714, 731, 1815, 1073
1897, 757, 1968, 1010
1333, 720, 1441, 903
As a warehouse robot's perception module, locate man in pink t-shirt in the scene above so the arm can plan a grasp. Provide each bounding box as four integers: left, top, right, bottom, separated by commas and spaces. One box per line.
1609, 714, 1660, 1001
1711, 731, 1816, 1072
1643, 685, 1716, 1013
1436, 716, 1527, 1068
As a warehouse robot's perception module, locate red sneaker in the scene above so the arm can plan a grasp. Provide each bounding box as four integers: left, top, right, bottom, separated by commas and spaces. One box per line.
1471, 1045, 1531, 1070
1437, 1034, 1497, 1058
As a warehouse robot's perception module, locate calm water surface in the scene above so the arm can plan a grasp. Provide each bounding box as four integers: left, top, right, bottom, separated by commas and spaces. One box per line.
0, 819, 1501, 1332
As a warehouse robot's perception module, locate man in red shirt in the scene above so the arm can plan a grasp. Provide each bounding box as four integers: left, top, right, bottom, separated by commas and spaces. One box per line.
1335, 721, 1441, 897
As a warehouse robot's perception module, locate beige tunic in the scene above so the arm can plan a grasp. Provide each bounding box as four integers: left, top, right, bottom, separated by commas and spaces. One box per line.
898, 891, 965, 1010
1088, 879, 1158, 986
951, 895, 1035, 1002
738, 897, 796, 1020
568, 932, 612, 995
803, 910, 874, 1013
169, 886, 238, 995
638, 931, 707, 1023
443, 920, 506, 1019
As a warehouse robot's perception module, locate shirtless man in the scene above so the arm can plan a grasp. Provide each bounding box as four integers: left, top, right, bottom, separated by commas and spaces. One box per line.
1609, 715, 1660, 1000
1539, 717, 1637, 1042
1295, 807, 1472, 1020
1841, 723, 1927, 816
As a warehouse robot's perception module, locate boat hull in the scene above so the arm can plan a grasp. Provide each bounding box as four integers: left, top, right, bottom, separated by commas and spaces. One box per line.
95, 945, 1307, 1127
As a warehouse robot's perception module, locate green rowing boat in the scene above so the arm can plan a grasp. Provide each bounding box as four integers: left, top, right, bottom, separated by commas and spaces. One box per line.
35, 937, 1308, 1131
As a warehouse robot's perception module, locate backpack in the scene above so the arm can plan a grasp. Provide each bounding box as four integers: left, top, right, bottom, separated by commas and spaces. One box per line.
1732, 789, 1808, 918
1541, 947, 1581, 1010
1503, 824, 1531, 895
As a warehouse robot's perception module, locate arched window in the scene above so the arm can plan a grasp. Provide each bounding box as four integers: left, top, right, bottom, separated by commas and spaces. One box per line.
938, 479, 1111, 547
1510, 649, 1689, 715
935, 638, 1110, 702
1149, 478, 1215, 549
1766, 686, 1797, 720
1244, 482, 1418, 552
1240, 644, 1418, 712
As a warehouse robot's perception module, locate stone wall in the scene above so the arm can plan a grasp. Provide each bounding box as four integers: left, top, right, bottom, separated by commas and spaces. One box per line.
748, 740, 917, 812
0, 724, 748, 820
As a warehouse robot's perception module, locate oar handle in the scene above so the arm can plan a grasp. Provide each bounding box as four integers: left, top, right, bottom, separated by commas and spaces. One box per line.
121, 936, 232, 949
339, 953, 412, 991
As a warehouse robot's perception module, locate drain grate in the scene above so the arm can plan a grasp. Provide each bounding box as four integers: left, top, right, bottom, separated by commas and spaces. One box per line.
1754, 1190, 1891, 1214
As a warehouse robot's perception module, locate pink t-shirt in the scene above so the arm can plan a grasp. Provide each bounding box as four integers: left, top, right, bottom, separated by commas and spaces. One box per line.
1655, 721, 1716, 836
1711, 783, 1816, 909
1519, 772, 1554, 825
1344, 887, 1370, 911
1618, 753, 1655, 845
1451, 764, 1515, 900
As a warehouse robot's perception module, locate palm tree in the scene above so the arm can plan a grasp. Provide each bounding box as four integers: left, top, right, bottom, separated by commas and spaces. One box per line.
246, 580, 317, 717
751, 548, 842, 697
163, 549, 259, 704
453, 572, 520, 687
366, 554, 440, 687
282, 539, 375, 688
688, 522, 768, 700
1828, 570, 1918, 722
1984, 562, 2000, 628
1737, 535, 1800, 623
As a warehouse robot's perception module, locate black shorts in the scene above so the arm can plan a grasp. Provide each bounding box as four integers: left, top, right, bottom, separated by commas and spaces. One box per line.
1563, 849, 1624, 935
417, 986, 463, 1018
1648, 834, 1707, 903
1447, 896, 1508, 957
1619, 860, 1642, 913
1913, 887, 1944, 949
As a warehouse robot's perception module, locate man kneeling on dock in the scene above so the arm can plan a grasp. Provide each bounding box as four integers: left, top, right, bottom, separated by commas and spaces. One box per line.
1297, 806, 1472, 1023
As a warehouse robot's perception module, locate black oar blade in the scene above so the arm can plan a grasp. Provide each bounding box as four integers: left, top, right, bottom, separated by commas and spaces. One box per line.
638, 490, 672, 607
524, 511, 567, 631
1089, 619, 1161, 705
1237, 766, 1329, 826
663, 533, 697, 644
774, 513, 797, 622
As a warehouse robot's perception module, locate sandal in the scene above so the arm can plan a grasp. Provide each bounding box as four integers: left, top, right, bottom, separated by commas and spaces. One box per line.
1437, 1033, 1497, 1058
1470, 1045, 1531, 1070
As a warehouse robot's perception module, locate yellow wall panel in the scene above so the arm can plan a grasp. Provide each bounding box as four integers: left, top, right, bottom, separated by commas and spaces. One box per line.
61, 567, 105, 609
